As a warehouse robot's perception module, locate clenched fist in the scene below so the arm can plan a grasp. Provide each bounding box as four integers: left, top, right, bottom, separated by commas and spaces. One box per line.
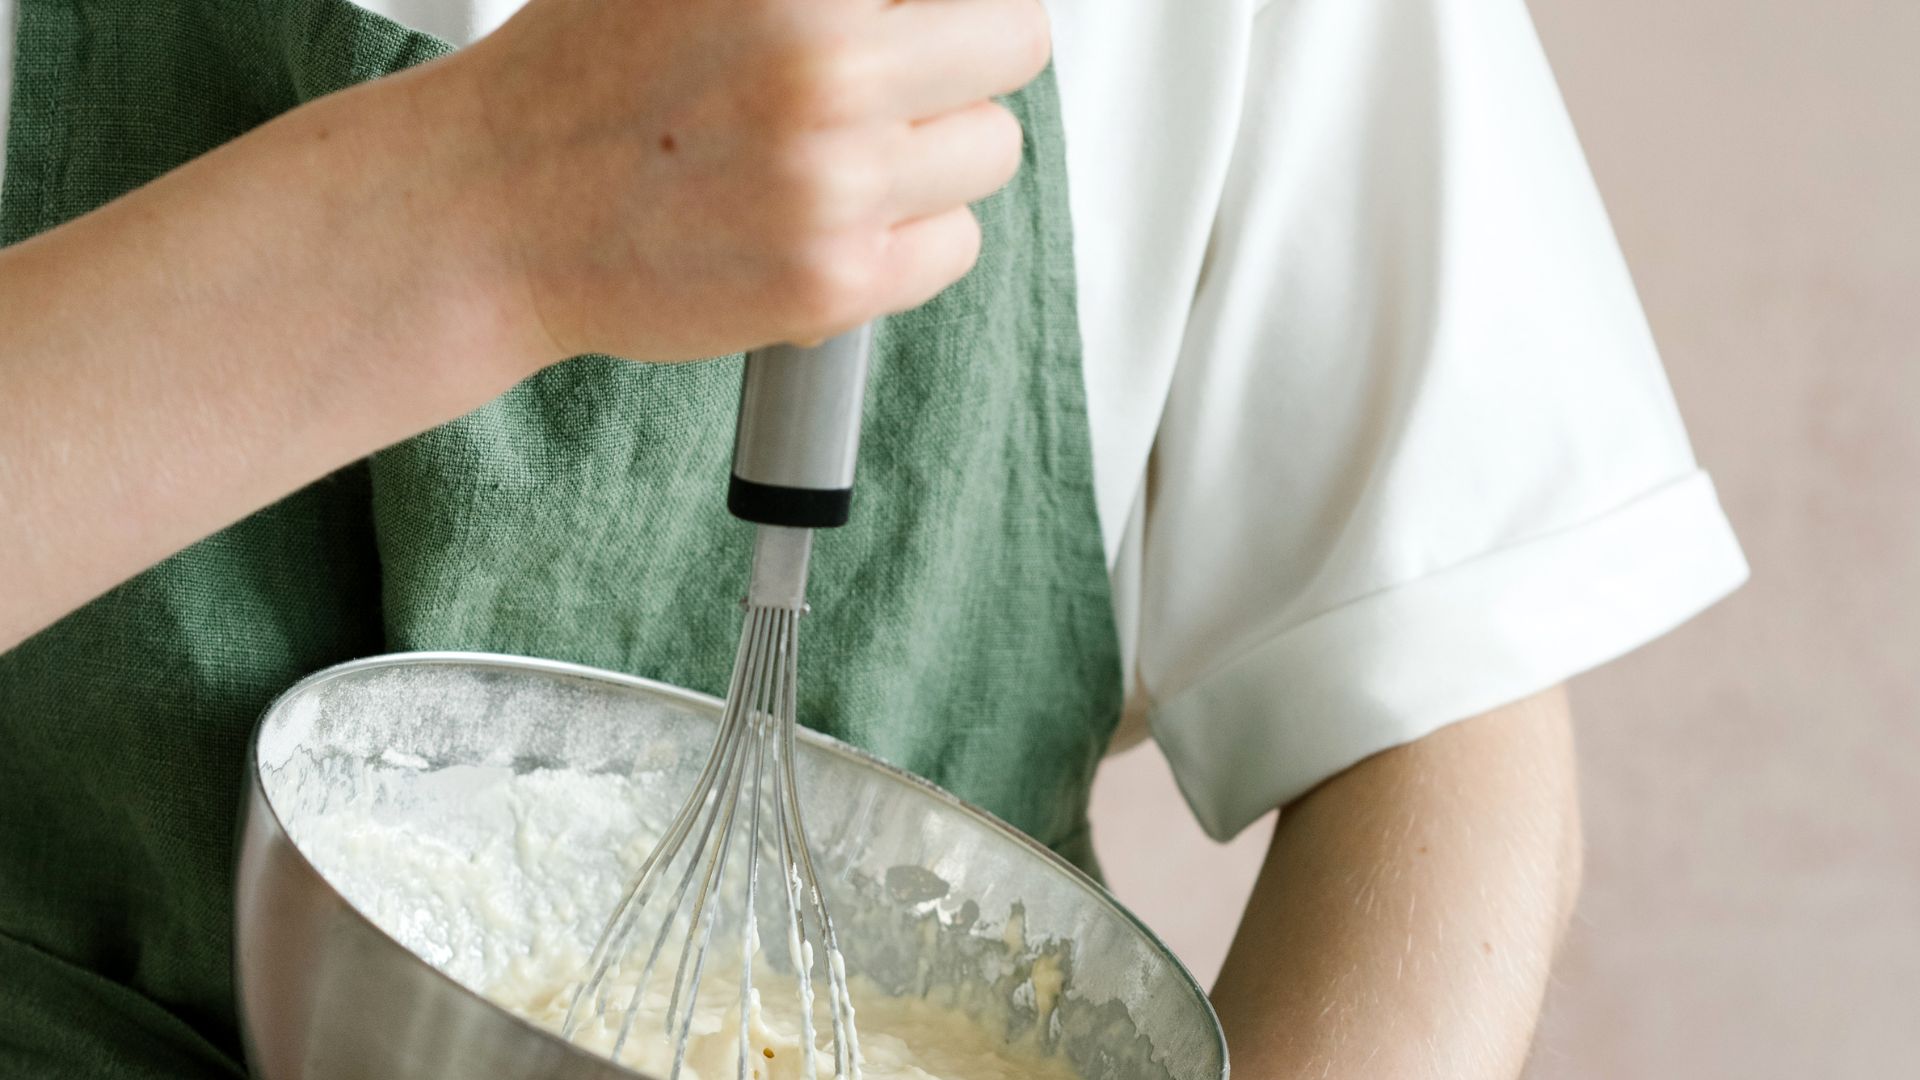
414, 0, 1052, 369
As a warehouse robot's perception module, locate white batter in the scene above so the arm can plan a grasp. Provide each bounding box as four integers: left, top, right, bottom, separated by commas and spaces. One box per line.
524, 955, 1071, 1080
292, 763, 1080, 1080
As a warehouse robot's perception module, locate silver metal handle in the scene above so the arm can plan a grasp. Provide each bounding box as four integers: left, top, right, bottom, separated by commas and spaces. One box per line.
728, 325, 874, 528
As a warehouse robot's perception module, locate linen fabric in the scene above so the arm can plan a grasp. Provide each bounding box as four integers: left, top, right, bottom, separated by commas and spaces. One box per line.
0, 0, 1120, 1073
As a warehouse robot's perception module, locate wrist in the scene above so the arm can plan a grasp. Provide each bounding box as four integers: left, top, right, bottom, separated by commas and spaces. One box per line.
312, 60, 562, 412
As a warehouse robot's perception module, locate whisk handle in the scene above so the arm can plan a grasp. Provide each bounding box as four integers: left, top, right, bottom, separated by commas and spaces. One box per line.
729, 326, 874, 529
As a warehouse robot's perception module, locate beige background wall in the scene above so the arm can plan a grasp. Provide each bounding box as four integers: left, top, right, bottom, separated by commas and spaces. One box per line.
1088, 1, 1920, 1076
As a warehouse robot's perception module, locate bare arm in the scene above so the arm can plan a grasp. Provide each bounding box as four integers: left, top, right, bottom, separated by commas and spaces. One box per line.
1210, 687, 1582, 1078
0, 0, 1052, 652
0, 74, 523, 651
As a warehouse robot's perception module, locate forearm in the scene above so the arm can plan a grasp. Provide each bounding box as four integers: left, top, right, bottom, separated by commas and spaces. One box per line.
1210, 687, 1582, 1078
0, 63, 531, 650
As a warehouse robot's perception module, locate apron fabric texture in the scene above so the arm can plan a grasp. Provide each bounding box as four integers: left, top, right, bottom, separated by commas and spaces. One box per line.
0, 0, 1123, 1075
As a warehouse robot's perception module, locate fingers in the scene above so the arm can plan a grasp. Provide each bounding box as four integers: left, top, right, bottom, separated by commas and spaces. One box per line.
725, 0, 1036, 338
873, 207, 984, 316
765, 206, 980, 342
876, 0, 1053, 120
887, 102, 1026, 222
772, 100, 1010, 337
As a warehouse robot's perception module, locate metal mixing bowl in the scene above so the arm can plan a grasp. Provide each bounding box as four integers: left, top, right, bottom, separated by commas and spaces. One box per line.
234, 652, 1228, 1080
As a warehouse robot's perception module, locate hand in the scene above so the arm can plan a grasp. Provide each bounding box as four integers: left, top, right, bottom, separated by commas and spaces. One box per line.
0, 0, 1049, 648
417, 0, 1051, 371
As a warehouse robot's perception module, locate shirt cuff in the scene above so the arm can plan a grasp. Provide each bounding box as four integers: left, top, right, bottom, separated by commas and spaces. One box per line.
1149, 469, 1749, 840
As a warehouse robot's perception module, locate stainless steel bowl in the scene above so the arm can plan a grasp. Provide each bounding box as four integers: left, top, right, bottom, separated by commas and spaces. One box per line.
234, 652, 1228, 1080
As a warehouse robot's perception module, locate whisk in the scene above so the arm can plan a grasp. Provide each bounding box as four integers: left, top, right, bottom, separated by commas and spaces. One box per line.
562, 328, 874, 1080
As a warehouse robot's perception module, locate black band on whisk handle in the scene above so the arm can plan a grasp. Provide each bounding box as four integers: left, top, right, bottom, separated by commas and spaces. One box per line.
727, 326, 875, 529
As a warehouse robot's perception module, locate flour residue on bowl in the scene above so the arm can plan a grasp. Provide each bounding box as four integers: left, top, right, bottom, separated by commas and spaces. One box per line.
290, 760, 1083, 1080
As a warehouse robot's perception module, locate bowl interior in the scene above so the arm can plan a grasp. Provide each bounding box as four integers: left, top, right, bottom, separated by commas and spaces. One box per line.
254, 652, 1226, 1080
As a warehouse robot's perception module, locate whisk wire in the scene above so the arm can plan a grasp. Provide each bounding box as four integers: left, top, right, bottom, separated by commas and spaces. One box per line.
657, 605, 781, 1071
780, 702, 861, 1080
568, 526, 858, 1080
562, 613, 754, 1041
610, 688, 746, 1060
736, 716, 766, 1080
663, 716, 750, 1080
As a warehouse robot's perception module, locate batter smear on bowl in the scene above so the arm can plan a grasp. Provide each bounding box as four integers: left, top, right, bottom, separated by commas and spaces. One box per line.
294, 763, 1083, 1080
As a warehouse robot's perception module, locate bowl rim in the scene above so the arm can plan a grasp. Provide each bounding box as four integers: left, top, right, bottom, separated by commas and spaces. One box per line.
241, 649, 1228, 1079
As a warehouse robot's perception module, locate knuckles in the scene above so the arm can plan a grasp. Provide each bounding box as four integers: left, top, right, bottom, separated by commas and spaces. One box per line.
752, 128, 894, 259
761, 131, 892, 237
749, 34, 883, 130
773, 233, 886, 332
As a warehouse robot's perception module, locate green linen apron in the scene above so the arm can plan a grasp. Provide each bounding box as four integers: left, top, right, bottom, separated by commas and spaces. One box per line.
0, 0, 1123, 1076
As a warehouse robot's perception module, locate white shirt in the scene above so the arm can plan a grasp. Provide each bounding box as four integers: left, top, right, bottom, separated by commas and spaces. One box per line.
0, 0, 1748, 840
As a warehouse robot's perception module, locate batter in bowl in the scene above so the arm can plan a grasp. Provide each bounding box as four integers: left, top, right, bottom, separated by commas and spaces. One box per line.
293, 761, 1081, 1080
505, 956, 1077, 1080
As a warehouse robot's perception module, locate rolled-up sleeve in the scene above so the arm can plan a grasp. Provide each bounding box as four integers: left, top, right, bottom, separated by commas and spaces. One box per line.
1135, 0, 1748, 839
